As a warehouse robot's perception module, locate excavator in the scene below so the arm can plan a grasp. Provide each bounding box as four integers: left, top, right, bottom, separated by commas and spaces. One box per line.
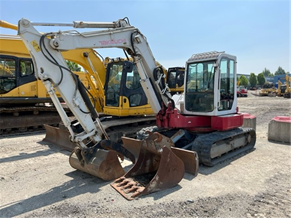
259, 82, 276, 96
284, 74, 291, 98
275, 80, 285, 97
18, 17, 256, 200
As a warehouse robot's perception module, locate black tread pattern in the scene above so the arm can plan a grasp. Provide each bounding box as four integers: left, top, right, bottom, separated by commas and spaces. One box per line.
192, 127, 256, 166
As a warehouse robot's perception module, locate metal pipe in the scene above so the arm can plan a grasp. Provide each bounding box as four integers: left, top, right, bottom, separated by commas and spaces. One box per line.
31, 21, 117, 28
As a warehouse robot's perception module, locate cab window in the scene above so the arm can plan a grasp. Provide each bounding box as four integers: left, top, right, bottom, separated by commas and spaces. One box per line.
20, 60, 34, 76
0, 57, 16, 94
218, 58, 235, 111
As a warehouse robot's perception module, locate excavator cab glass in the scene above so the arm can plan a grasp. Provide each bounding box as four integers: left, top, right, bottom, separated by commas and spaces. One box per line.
167, 67, 185, 88
185, 61, 215, 112
105, 63, 122, 106
184, 52, 237, 116
166, 67, 185, 95
0, 57, 16, 94
218, 58, 235, 111
0, 55, 35, 95
104, 60, 148, 108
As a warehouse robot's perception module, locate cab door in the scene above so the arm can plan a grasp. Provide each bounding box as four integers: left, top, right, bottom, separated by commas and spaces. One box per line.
120, 61, 148, 108
17, 58, 37, 97
217, 56, 236, 115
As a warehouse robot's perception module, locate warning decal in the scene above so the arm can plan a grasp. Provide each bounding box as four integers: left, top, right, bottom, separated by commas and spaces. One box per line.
30, 40, 40, 52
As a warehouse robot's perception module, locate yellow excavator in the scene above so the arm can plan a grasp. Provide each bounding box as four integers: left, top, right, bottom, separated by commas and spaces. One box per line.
276, 80, 286, 97
284, 74, 291, 98
259, 82, 276, 96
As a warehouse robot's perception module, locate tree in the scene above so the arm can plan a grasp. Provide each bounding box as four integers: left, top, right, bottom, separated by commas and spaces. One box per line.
257, 73, 265, 85
274, 66, 286, 75
261, 68, 272, 77
66, 60, 80, 71
249, 73, 257, 87
239, 75, 248, 87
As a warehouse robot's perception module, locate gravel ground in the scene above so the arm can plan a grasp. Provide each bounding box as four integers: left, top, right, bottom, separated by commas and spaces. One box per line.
0, 91, 290, 218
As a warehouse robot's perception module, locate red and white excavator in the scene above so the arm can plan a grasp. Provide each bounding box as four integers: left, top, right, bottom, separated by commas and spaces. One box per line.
18, 17, 256, 200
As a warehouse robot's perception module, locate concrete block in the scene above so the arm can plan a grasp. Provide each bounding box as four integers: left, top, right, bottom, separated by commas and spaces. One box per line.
268, 116, 291, 143
242, 113, 256, 131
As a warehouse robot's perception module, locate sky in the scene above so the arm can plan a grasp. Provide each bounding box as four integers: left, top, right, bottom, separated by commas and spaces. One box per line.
0, 0, 290, 75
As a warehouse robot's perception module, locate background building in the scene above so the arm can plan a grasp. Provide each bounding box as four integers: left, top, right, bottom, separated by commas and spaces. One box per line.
273, 74, 291, 88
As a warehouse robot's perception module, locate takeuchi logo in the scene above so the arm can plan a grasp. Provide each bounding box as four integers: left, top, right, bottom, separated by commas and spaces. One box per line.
99, 39, 126, 45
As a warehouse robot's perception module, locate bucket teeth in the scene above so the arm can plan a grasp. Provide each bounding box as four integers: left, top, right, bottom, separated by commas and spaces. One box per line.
117, 178, 131, 187
122, 181, 136, 189
114, 176, 125, 183
111, 177, 145, 200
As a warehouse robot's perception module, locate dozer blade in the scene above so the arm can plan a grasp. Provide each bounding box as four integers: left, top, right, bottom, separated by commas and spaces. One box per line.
43, 124, 76, 151
69, 147, 125, 181
111, 133, 199, 200
171, 147, 199, 176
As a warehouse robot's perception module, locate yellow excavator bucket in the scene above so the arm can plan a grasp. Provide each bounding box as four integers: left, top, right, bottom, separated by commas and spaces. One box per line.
111, 132, 199, 200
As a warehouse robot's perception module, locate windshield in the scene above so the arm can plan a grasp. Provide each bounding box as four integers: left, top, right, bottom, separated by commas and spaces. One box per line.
185, 61, 215, 112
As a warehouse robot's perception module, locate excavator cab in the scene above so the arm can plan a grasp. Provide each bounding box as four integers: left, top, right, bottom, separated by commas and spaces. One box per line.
166, 67, 185, 95
0, 54, 62, 108
184, 51, 237, 116
103, 60, 153, 116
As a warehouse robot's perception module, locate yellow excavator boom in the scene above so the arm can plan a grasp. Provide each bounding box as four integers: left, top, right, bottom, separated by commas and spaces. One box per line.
0, 20, 18, 30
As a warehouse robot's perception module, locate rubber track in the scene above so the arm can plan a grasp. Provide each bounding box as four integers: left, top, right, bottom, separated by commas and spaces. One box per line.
192, 127, 256, 166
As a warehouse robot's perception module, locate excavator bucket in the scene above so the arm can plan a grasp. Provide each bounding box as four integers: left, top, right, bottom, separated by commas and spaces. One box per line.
69, 140, 136, 181
44, 124, 137, 181
69, 147, 126, 181
111, 132, 199, 200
